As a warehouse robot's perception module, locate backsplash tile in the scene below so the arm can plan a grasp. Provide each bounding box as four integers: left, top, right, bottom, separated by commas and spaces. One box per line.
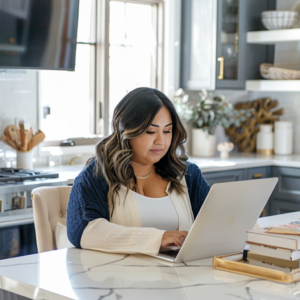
213, 91, 300, 155
0, 71, 38, 167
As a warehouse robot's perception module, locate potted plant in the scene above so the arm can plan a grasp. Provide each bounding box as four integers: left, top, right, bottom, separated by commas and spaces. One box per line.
174, 89, 253, 157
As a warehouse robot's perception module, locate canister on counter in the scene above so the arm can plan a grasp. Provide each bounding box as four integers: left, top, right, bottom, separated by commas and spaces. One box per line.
256, 124, 273, 155
274, 121, 293, 155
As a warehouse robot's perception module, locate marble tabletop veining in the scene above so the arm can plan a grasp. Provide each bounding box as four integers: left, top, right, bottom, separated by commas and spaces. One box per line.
0, 246, 300, 300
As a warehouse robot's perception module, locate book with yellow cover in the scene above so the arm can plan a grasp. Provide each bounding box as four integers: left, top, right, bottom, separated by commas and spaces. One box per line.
268, 219, 300, 235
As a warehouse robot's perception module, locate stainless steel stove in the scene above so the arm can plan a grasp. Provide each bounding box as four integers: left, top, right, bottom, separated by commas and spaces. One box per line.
0, 167, 69, 260
0, 168, 59, 183
0, 168, 68, 220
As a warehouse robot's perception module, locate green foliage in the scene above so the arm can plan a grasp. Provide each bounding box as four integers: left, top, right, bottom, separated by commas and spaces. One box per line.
174, 89, 254, 135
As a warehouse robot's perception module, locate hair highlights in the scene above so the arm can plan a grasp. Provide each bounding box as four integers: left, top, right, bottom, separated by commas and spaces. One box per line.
87, 87, 188, 216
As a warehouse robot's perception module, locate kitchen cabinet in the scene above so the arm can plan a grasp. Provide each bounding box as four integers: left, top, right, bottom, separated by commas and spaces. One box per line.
270, 198, 300, 216
246, 166, 271, 180
203, 166, 271, 216
203, 169, 244, 186
180, 0, 275, 90
268, 167, 300, 216
272, 167, 300, 202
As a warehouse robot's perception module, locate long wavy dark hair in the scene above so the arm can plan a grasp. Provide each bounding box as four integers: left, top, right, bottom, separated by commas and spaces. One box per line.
87, 87, 188, 215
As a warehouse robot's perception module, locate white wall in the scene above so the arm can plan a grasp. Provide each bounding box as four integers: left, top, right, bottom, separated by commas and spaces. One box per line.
0, 71, 38, 167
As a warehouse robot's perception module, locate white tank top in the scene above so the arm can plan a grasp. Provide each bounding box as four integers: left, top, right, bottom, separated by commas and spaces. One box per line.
131, 191, 179, 231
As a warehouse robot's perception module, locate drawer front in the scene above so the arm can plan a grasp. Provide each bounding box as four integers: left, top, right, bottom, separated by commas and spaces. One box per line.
246, 167, 270, 180
272, 167, 300, 201
203, 169, 245, 186
270, 198, 300, 215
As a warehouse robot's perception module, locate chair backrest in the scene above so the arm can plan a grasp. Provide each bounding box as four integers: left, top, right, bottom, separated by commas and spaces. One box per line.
32, 186, 72, 253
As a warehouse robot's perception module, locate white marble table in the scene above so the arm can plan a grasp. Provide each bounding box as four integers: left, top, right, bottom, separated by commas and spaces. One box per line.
1, 247, 300, 300
2, 211, 300, 300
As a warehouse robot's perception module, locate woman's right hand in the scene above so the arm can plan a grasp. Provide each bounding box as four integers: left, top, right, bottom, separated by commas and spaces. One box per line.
161, 231, 189, 248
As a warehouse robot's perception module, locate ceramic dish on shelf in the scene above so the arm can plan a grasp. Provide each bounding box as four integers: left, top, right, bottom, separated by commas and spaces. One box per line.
261, 10, 299, 30
260, 63, 300, 80
292, 2, 300, 28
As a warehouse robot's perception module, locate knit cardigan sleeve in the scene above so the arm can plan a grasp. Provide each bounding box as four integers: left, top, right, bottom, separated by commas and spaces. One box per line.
66, 160, 110, 248
184, 161, 210, 219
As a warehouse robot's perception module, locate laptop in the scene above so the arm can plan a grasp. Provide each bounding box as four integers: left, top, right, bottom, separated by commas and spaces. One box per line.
152, 177, 278, 263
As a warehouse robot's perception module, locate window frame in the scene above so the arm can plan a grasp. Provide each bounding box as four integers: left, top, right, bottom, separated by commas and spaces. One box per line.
38, 0, 164, 149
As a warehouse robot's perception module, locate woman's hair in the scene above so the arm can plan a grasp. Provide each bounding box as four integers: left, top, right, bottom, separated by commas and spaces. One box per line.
87, 87, 188, 216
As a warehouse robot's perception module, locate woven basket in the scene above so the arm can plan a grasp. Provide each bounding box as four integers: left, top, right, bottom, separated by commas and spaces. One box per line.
260, 63, 300, 80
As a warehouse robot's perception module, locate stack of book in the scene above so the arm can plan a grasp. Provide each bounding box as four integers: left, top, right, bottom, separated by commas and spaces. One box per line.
246, 219, 300, 274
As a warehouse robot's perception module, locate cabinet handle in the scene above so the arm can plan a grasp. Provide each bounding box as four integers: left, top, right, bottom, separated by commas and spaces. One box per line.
262, 208, 266, 217
253, 173, 263, 179
217, 56, 224, 80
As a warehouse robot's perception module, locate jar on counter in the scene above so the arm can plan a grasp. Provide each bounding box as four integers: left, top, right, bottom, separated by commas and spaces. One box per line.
274, 121, 293, 155
256, 124, 273, 155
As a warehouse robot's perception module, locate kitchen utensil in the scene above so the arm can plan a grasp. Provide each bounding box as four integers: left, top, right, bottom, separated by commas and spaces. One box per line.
4, 125, 20, 149
24, 127, 33, 151
1, 134, 18, 150
260, 63, 300, 80
30, 130, 45, 149
261, 10, 299, 30
19, 121, 26, 150
292, 2, 300, 28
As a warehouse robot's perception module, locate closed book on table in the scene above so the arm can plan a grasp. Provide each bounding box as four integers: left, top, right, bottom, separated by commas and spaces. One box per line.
247, 243, 300, 261
247, 252, 300, 269
247, 228, 300, 250
213, 252, 300, 283
267, 219, 300, 235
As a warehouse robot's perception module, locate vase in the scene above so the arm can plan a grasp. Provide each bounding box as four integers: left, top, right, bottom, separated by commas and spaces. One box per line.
17, 150, 33, 169
192, 128, 216, 157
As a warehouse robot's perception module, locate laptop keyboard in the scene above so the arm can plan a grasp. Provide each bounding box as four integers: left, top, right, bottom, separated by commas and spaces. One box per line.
159, 250, 179, 258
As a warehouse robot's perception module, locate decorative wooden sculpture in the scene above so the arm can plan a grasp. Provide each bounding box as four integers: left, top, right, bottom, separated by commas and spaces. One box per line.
225, 98, 284, 152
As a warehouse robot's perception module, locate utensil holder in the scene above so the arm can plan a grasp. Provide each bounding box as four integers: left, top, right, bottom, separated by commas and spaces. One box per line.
17, 150, 33, 169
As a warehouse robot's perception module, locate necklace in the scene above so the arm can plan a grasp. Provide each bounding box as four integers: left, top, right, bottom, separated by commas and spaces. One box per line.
136, 167, 153, 179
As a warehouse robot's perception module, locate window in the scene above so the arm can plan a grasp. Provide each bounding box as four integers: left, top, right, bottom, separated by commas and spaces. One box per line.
109, 1, 163, 126
39, 0, 163, 146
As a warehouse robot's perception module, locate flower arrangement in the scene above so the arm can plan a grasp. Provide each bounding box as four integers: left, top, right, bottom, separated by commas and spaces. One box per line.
174, 89, 253, 135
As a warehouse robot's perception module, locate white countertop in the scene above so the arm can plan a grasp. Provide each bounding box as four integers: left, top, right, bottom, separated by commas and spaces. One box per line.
40, 153, 300, 184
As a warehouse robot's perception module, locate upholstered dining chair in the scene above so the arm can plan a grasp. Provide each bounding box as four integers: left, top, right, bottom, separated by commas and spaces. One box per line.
31, 186, 72, 253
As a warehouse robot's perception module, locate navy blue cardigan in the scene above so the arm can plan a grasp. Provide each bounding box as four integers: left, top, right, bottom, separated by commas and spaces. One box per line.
67, 159, 210, 248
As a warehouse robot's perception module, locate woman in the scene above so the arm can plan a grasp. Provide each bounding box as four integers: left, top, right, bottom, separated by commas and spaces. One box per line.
67, 87, 210, 256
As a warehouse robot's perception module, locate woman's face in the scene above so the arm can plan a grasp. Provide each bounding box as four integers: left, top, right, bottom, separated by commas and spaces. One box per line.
129, 105, 173, 165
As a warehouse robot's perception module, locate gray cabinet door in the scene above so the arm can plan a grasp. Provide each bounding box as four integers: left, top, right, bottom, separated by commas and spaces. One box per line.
203, 169, 244, 186
271, 199, 300, 216
215, 0, 275, 90
246, 166, 271, 180
272, 167, 300, 201
181, 0, 217, 90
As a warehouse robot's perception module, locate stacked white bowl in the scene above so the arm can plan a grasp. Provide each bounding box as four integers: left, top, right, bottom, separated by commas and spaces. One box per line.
261, 10, 299, 30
